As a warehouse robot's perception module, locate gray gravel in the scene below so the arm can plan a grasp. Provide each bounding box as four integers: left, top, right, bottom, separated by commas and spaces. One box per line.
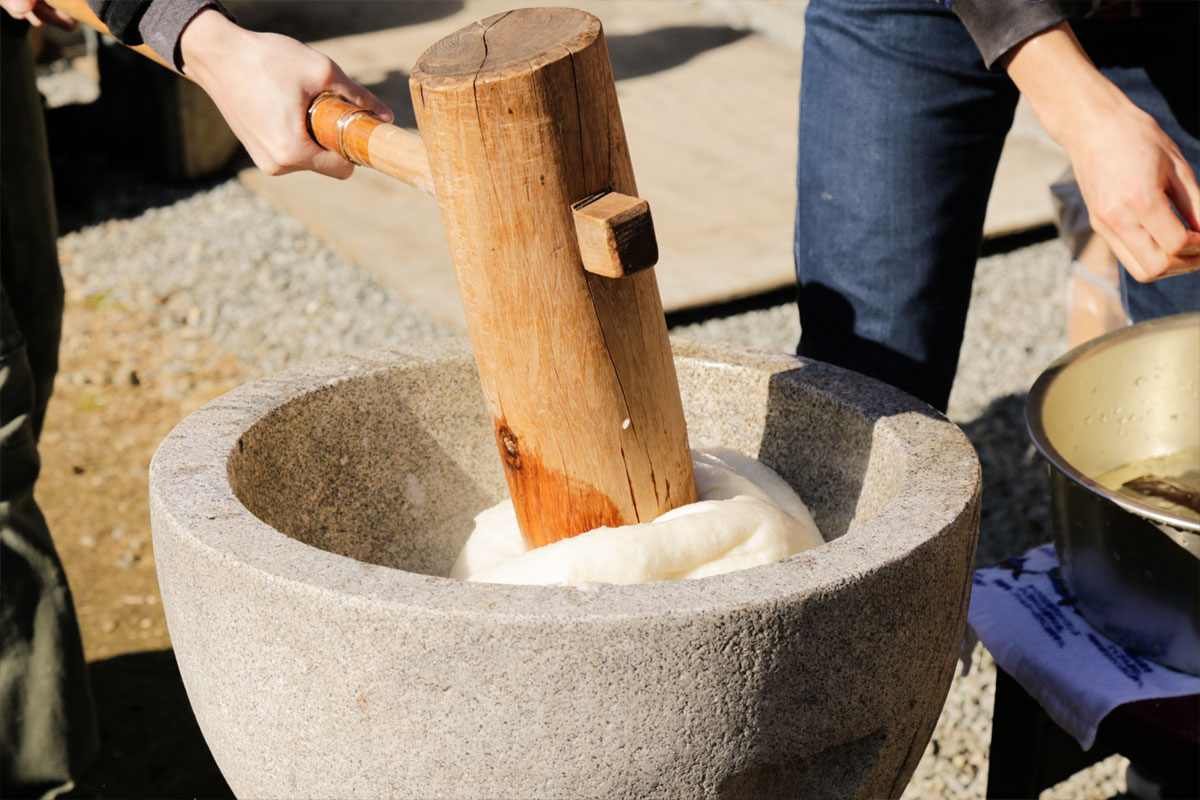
43, 66, 1132, 800
60, 181, 454, 377
36, 56, 100, 107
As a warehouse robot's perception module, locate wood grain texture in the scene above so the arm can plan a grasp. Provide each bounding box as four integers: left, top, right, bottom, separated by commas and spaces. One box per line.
411, 7, 697, 549
573, 191, 658, 278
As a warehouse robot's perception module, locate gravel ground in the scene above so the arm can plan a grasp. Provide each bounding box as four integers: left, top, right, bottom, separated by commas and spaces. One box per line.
61, 180, 454, 376
41, 66, 1132, 799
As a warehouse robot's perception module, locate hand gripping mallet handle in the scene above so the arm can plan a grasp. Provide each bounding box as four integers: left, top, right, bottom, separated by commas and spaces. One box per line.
43, 0, 437, 196
305, 93, 434, 195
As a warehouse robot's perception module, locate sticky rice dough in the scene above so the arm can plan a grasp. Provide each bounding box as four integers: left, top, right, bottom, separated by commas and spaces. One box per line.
451, 447, 823, 586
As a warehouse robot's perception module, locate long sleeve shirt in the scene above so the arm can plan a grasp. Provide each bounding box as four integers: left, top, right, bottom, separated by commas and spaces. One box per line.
947, 0, 1133, 69
84, 0, 232, 71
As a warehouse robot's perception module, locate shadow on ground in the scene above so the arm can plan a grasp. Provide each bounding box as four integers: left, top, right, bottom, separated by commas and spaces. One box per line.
45, 77, 233, 235
87, 650, 233, 799
225, 0, 464, 42
959, 392, 1054, 568
608, 25, 749, 81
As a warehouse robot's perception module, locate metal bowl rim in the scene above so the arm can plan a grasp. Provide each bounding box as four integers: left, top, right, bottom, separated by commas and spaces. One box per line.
1025, 312, 1200, 534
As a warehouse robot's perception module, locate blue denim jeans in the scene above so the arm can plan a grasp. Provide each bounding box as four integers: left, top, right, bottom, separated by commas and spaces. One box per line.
795, 0, 1200, 411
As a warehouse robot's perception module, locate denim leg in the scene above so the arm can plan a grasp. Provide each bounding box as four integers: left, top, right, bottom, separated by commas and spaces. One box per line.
1076, 3, 1200, 321
796, 0, 1019, 411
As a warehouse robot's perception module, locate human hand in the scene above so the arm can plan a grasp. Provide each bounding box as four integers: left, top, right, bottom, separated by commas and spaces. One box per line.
1058, 94, 1200, 282
179, 8, 393, 180
1003, 23, 1200, 282
0, 0, 77, 30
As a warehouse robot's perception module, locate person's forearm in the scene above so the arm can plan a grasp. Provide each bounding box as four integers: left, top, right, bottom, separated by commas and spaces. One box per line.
1000, 22, 1128, 150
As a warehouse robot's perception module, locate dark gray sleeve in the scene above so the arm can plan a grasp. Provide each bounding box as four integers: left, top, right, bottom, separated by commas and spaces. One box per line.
85, 0, 234, 71
948, 0, 1083, 69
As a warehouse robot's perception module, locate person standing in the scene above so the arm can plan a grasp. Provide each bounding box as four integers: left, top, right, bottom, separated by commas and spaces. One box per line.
795, 0, 1199, 412
0, 2, 391, 795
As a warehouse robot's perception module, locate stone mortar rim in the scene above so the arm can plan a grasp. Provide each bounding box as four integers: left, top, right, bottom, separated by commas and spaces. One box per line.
148, 337, 981, 622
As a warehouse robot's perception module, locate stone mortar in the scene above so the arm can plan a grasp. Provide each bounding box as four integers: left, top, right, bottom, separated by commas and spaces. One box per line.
149, 338, 980, 799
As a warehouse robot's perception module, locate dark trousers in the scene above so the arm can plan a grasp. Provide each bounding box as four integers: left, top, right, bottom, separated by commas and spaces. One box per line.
1, 18, 98, 799
795, 0, 1200, 411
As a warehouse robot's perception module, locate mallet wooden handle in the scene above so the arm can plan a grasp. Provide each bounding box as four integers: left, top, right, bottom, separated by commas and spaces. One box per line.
308, 98, 658, 276
45, 0, 437, 195
306, 93, 434, 195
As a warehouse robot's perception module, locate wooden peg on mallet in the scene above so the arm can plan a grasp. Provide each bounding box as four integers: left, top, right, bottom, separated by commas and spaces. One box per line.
411, 8, 697, 548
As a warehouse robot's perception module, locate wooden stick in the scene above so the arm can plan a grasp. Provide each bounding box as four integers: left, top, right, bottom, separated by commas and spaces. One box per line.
412, 8, 698, 548
1123, 475, 1200, 513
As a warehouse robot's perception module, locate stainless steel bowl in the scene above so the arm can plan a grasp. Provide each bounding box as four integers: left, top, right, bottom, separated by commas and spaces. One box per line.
1027, 312, 1199, 675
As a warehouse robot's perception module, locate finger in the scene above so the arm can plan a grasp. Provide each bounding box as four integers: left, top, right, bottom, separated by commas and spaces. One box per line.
1165, 157, 1200, 233
308, 147, 355, 180
1158, 259, 1200, 278
1, 0, 37, 17
327, 67, 394, 124
1092, 200, 1200, 281
1091, 215, 1155, 282
1141, 195, 1200, 259
1115, 221, 1200, 282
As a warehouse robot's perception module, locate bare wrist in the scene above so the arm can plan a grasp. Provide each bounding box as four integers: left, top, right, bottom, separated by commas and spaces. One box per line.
1001, 22, 1123, 148
178, 6, 245, 85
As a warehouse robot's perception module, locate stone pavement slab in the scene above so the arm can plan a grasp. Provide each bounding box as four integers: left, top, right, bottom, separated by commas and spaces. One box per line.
238, 0, 1067, 330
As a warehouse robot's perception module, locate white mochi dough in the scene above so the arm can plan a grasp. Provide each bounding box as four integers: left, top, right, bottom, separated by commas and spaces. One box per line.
450, 447, 823, 586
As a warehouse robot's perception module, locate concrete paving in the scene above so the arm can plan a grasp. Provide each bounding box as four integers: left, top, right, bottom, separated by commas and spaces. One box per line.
237, 0, 1068, 330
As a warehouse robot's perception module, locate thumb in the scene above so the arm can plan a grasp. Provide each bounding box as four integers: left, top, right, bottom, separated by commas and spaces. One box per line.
327, 66, 394, 124
1166, 160, 1200, 233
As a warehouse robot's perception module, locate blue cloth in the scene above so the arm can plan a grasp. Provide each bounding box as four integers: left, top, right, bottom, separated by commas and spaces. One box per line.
795, 0, 1200, 412
967, 544, 1200, 750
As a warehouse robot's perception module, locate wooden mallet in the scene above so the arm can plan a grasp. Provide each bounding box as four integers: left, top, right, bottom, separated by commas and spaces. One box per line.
55, 3, 699, 548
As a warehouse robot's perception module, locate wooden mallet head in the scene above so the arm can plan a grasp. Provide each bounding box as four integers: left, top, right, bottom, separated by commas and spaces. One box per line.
410, 8, 697, 548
